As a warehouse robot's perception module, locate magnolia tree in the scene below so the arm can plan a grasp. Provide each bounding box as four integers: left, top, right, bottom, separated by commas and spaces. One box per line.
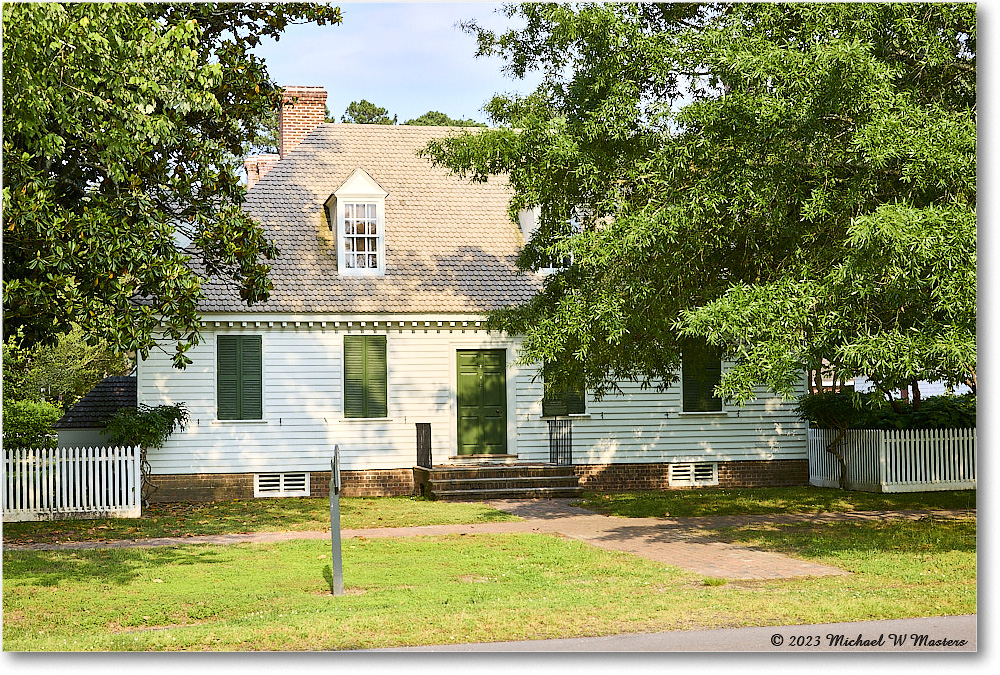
3, 3, 342, 368
422, 3, 976, 404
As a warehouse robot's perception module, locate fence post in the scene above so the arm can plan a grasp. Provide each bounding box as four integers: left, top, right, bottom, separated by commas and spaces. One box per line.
878, 429, 887, 492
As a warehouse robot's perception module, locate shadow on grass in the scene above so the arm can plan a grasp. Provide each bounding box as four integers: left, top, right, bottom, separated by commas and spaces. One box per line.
3, 545, 231, 588
708, 517, 978, 559
574, 488, 977, 519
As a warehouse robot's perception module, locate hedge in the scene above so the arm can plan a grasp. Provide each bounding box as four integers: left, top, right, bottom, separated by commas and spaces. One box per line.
796, 391, 976, 430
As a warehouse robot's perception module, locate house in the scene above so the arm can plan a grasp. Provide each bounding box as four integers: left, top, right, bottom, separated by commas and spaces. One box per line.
135, 86, 809, 502
53, 375, 136, 448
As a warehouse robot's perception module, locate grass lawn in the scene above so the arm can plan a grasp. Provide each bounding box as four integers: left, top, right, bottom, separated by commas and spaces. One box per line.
2, 496, 519, 546
574, 487, 977, 518
3, 515, 975, 651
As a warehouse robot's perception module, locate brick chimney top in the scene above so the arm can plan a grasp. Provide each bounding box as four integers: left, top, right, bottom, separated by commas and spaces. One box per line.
279, 86, 328, 158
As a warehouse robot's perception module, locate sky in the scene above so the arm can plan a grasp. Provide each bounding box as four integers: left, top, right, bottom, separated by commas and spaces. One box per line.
252, 1, 544, 125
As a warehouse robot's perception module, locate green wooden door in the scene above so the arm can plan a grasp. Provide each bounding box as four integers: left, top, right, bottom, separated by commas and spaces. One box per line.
456, 350, 507, 455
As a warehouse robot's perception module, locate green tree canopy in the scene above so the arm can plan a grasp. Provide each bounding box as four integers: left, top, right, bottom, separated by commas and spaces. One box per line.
341, 99, 396, 125
2, 2, 342, 368
423, 2, 975, 402
3, 326, 131, 408
404, 111, 486, 127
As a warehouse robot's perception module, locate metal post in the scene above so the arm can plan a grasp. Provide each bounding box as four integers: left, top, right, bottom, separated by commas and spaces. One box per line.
330, 445, 344, 596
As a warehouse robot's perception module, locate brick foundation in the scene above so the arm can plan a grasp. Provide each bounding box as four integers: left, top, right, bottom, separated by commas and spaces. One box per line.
574, 460, 808, 492
146, 469, 414, 503
146, 460, 806, 503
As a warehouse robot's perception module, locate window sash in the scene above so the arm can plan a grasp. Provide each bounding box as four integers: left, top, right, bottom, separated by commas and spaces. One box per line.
342, 201, 381, 271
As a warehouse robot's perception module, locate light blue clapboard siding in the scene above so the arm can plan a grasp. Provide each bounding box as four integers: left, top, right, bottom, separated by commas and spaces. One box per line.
137, 319, 807, 475
514, 367, 806, 464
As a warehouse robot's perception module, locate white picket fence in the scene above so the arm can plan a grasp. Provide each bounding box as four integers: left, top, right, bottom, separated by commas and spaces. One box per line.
808, 428, 976, 492
3, 445, 142, 522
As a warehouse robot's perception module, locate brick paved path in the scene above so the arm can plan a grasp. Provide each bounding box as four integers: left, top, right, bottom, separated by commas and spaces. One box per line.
3, 500, 974, 581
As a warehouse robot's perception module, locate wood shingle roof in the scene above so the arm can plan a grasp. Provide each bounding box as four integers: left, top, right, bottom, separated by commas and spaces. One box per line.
53, 376, 137, 429
199, 124, 540, 313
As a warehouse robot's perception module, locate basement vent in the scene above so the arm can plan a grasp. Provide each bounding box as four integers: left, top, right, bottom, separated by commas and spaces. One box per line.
668, 462, 718, 488
254, 472, 310, 498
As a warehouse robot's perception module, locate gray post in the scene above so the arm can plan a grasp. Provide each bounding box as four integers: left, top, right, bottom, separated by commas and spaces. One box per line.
330, 445, 344, 596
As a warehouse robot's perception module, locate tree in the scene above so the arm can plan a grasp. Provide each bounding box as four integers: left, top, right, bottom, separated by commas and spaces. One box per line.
3, 326, 131, 408
341, 100, 396, 125
405, 111, 485, 127
422, 3, 975, 402
2, 3, 342, 368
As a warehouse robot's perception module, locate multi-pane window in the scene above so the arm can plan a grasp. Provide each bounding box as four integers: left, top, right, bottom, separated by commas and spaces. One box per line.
342, 202, 380, 271
681, 341, 723, 412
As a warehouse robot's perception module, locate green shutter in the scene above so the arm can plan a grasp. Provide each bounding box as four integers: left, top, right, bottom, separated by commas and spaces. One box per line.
240, 336, 263, 419
565, 386, 586, 415
542, 362, 585, 417
217, 336, 240, 420
344, 335, 387, 418
682, 342, 723, 412
344, 336, 366, 418
365, 336, 388, 418
218, 335, 262, 420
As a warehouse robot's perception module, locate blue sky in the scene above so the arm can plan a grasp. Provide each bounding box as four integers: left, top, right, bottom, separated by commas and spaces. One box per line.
252, 2, 543, 124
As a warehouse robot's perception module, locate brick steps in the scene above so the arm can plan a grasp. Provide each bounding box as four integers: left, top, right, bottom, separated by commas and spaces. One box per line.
413, 464, 582, 501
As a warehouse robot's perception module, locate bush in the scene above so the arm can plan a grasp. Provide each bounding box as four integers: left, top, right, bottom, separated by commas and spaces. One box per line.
797, 391, 976, 430
2, 399, 62, 448
103, 404, 188, 448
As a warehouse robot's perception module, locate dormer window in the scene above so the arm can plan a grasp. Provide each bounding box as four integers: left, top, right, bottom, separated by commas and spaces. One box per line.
518, 207, 578, 274
329, 168, 388, 276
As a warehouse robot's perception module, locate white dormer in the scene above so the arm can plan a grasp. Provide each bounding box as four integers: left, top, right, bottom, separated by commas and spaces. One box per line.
518, 206, 576, 274
518, 206, 541, 242
327, 168, 388, 276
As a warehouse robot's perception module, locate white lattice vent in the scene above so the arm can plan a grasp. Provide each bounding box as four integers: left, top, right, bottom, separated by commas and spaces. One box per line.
668, 462, 718, 487
254, 472, 310, 497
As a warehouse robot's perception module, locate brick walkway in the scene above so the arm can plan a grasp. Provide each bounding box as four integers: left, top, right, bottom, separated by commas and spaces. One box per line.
3, 500, 974, 581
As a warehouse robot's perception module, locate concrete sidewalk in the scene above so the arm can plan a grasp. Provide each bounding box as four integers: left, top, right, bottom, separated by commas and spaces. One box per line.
3, 500, 973, 581
369, 614, 977, 652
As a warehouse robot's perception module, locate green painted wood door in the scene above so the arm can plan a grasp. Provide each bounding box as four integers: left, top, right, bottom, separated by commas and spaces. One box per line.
456, 350, 507, 455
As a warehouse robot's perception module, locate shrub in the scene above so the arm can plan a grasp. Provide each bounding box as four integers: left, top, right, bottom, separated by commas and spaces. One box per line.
2, 399, 62, 448
797, 391, 976, 430
102, 404, 188, 448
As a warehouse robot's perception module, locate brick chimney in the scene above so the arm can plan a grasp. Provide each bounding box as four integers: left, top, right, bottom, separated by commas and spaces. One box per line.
279, 86, 328, 158
244, 154, 280, 190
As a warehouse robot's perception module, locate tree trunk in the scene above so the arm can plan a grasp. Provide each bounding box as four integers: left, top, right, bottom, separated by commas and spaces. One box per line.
875, 383, 903, 414
826, 427, 849, 490
910, 379, 922, 410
